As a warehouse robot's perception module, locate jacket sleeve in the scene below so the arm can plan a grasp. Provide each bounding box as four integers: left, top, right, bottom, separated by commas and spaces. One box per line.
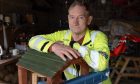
74, 31, 110, 71
28, 31, 65, 53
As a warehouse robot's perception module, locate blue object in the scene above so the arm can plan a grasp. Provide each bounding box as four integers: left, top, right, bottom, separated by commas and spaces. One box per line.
38, 81, 46, 84
64, 69, 109, 84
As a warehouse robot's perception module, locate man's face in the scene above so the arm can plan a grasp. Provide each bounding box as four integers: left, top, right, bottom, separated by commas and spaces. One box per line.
68, 5, 92, 35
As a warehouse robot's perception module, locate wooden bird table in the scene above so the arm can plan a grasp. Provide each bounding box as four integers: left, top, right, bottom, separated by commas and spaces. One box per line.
17, 49, 89, 84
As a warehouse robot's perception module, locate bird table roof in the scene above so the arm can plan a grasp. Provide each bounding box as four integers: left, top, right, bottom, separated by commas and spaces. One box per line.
17, 49, 66, 77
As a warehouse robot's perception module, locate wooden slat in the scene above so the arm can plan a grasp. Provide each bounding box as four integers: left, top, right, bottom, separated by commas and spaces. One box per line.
22, 53, 65, 67
17, 58, 56, 77
32, 73, 38, 84
28, 49, 63, 62
21, 57, 64, 71
18, 66, 28, 84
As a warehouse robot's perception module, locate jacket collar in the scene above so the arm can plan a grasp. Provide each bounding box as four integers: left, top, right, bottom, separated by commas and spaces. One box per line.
65, 28, 91, 46
82, 28, 91, 45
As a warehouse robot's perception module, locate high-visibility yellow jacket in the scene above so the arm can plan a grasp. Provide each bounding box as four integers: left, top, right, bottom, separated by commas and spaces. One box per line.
28, 28, 111, 84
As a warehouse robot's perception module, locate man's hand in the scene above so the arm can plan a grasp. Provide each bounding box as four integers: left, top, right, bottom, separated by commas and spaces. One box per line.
50, 42, 80, 61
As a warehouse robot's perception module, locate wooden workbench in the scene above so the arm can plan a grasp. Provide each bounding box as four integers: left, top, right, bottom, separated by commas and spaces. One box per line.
0, 55, 20, 66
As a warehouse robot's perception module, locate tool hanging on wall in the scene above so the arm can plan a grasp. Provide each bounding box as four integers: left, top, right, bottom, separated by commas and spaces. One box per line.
0, 13, 11, 56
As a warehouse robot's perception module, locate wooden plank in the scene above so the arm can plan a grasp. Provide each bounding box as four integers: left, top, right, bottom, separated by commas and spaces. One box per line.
32, 73, 38, 84
18, 66, 28, 84
22, 57, 65, 72
27, 49, 63, 62
17, 59, 56, 77
22, 53, 65, 67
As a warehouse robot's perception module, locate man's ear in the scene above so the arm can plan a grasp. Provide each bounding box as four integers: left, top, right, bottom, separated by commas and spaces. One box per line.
87, 16, 93, 25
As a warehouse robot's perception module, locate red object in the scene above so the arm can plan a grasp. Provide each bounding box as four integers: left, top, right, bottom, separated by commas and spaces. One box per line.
111, 34, 140, 57
126, 34, 140, 42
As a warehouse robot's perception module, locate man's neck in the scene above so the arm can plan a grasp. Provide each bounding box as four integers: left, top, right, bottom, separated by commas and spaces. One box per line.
72, 34, 84, 41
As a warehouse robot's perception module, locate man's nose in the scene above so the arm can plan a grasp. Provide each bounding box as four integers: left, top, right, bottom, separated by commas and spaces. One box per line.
74, 18, 79, 25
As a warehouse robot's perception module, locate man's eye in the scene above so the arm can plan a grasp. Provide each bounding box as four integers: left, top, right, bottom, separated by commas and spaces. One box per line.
69, 16, 74, 19
79, 16, 85, 19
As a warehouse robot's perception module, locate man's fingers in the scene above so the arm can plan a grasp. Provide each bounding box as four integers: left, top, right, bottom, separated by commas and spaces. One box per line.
65, 47, 80, 59
63, 51, 73, 60
68, 49, 79, 59
52, 44, 80, 61
73, 49, 81, 57
59, 54, 67, 61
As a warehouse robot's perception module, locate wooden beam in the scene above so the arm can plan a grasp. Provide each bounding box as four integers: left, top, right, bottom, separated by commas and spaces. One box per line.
18, 66, 28, 84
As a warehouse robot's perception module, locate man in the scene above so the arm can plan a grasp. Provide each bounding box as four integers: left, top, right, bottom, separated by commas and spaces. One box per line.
28, 0, 111, 83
